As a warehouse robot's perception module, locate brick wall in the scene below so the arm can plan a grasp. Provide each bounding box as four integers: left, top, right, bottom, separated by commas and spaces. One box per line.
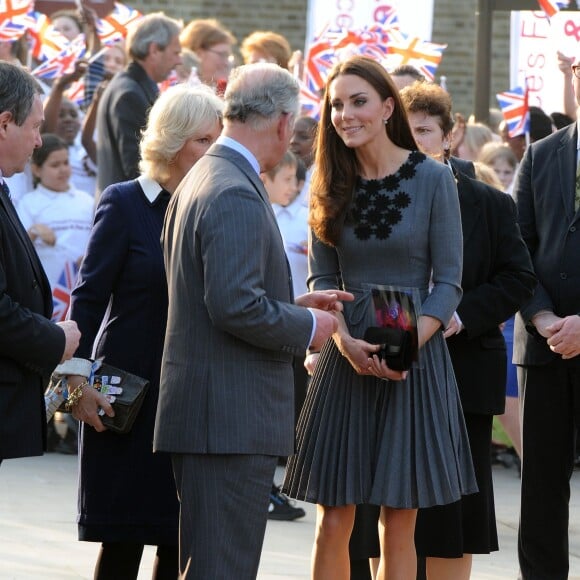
133, 0, 309, 56
433, 0, 511, 118
130, 0, 511, 122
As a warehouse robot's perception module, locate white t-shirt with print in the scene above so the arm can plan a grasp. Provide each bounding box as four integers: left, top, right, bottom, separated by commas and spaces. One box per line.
16, 183, 94, 289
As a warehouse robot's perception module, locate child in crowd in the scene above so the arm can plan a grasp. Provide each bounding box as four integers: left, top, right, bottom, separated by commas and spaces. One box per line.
264, 151, 309, 298
289, 115, 317, 207
478, 141, 519, 193
17, 133, 94, 455
262, 150, 298, 209
260, 149, 308, 522
17, 133, 94, 299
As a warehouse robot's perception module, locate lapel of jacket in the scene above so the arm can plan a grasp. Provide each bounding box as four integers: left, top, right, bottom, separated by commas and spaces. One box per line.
126, 61, 159, 106
557, 123, 577, 223
0, 188, 53, 314
456, 171, 480, 248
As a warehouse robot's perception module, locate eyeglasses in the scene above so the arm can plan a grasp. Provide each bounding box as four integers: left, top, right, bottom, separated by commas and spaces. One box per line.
572, 65, 580, 79
207, 48, 234, 63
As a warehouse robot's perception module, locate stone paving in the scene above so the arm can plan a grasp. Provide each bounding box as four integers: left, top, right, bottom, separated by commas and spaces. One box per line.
1, 454, 580, 579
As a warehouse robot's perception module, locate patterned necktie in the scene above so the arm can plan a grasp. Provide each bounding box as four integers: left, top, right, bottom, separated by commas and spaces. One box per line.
575, 159, 580, 212
0, 179, 9, 200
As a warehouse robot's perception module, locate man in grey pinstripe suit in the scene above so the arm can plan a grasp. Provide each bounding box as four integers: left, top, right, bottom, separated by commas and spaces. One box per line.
154, 63, 351, 579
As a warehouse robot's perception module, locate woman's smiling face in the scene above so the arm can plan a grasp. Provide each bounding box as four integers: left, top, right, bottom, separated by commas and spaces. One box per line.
329, 74, 392, 149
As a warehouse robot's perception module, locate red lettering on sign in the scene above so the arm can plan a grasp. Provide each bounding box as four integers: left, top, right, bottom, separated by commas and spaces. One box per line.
336, 13, 353, 28
527, 53, 546, 69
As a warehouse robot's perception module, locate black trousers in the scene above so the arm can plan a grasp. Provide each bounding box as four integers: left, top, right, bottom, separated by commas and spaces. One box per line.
518, 360, 580, 580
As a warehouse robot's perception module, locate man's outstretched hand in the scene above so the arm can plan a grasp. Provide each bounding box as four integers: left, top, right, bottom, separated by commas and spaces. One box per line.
295, 290, 354, 312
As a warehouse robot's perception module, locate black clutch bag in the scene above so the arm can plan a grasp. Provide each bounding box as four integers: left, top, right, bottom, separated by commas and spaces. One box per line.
93, 364, 150, 434
363, 326, 414, 371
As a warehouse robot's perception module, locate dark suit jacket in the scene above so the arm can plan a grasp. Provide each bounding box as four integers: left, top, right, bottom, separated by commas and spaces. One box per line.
0, 187, 64, 459
96, 61, 158, 194
450, 156, 476, 179
154, 144, 314, 456
446, 172, 536, 414
513, 123, 580, 367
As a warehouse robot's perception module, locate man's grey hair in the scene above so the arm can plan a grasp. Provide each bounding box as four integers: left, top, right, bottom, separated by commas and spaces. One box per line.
0, 62, 43, 126
224, 63, 300, 130
127, 12, 182, 61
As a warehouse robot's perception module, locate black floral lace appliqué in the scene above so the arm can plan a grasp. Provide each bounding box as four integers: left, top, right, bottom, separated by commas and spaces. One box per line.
350, 151, 425, 240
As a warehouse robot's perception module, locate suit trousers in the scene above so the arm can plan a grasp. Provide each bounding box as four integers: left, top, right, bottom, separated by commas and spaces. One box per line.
172, 452, 278, 580
518, 360, 580, 579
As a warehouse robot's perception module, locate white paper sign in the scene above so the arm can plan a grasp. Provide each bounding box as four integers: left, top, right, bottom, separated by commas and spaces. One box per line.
306, 0, 434, 48
511, 10, 580, 115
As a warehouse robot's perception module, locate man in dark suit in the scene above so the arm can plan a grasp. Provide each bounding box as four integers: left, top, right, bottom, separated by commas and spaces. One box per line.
96, 12, 182, 195
0, 63, 81, 463
154, 63, 351, 579
514, 61, 580, 579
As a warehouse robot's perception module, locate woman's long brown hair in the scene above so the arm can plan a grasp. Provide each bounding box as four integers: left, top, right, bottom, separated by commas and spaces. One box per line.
309, 55, 417, 246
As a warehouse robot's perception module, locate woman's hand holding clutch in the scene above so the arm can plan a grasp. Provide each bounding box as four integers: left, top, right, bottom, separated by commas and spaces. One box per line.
68, 375, 115, 432
367, 354, 408, 382
335, 333, 382, 376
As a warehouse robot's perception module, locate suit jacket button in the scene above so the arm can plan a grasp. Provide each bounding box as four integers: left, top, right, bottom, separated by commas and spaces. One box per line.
571, 226, 577, 232
560, 272, 568, 279
32, 279, 38, 288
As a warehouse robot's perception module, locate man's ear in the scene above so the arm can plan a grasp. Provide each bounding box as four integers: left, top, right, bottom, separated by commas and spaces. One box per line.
147, 42, 160, 58
277, 112, 293, 141
0, 111, 12, 138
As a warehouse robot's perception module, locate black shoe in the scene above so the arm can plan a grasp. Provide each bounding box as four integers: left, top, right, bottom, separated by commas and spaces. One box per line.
268, 486, 306, 521
46, 419, 61, 452
54, 433, 78, 455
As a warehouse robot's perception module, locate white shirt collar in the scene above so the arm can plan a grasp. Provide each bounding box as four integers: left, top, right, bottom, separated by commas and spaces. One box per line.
137, 175, 165, 203
216, 135, 261, 175
274, 197, 306, 218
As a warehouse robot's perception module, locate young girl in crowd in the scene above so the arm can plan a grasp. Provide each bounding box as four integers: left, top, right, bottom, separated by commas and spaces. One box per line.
17, 133, 94, 300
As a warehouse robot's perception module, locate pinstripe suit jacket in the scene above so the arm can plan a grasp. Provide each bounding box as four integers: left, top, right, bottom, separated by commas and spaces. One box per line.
154, 144, 314, 456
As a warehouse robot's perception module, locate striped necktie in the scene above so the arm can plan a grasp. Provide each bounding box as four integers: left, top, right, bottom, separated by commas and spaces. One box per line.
576, 159, 580, 212
0, 179, 9, 200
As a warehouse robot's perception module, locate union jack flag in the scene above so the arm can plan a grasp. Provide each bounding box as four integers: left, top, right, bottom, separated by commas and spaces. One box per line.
304, 24, 396, 95
65, 79, 85, 107
0, 0, 33, 41
381, 29, 446, 81
83, 48, 107, 107
28, 12, 69, 61
97, 2, 143, 45
158, 69, 181, 92
299, 81, 323, 120
496, 86, 530, 138
51, 261, 79, 322
31, 36, 87, 80
536, 0, 559, 17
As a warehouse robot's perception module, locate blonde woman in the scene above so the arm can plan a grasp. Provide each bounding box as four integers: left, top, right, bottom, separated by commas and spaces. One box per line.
67, 85, 223, 580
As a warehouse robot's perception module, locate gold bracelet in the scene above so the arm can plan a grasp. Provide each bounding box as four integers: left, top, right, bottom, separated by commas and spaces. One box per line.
65, 381, 89, 412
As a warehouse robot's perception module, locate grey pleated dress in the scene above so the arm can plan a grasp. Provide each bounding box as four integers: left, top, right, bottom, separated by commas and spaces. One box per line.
283, 152, 478, 508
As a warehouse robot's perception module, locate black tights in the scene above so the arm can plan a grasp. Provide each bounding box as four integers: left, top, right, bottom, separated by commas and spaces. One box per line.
94, 542, 178, 580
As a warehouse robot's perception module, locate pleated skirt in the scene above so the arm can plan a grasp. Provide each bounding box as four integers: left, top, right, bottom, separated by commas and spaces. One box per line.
283, 332, 478, 509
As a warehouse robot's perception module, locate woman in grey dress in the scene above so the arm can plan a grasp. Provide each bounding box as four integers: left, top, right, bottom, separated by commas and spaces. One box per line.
282, 55, 477, 578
